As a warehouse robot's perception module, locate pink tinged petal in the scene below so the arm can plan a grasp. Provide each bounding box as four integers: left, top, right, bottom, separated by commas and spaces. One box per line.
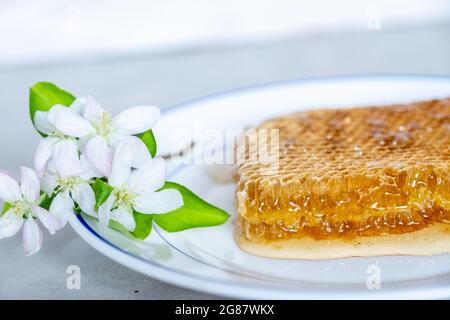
69, 97, 87, 115
32, 206, 62, 235
82, 96, 106, 122
34, 137, 59, 177
112, 106, 160, 135
128, 157, 165, 194
0, 171, 22, 203
110, 205, 136, 231
20, 167, 40, 203
84, 137, 113, 177
52, 140, 84, 177
49, 191, 74, 228
108, 140, 133, 188
0, 209, 24, 239
79, 154, 103, 180
41, 173, 58, 196
47, 104, 94, 138
98, 193, 115, 228
34, 111, 55, 135
71, 183, 96, 217
23, 217, 43, 256
133, 189, 183, 215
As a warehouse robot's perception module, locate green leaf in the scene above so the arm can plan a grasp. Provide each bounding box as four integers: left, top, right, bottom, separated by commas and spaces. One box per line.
108, 211, 153, 241
1, 202, 11, 215
138, 129, 157, 157
108, 219, 132, 239
91, 178, 113, 210
130, 211, 153, 239
153, 181, 229, 232
38, 193, 54, 210
29, 82, 76, 131
107, 211, 153, 241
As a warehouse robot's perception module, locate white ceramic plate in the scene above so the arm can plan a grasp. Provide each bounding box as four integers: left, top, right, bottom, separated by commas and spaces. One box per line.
70, 75, 450, 299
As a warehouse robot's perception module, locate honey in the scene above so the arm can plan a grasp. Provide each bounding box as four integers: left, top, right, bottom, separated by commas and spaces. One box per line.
236, 98, 450, 243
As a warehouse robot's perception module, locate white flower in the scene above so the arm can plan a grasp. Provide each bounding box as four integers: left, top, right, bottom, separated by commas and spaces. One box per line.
0, 167, 62, 255
98, 140, 183, 232
41, 156, 98, 227
46, 96, 160, 177
34, 98, 91, 177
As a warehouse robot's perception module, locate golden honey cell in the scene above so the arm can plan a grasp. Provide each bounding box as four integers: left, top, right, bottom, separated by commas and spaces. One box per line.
236, 98, 450, 244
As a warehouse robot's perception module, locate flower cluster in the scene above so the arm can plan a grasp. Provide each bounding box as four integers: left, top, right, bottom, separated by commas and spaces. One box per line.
0, 97, 183, 255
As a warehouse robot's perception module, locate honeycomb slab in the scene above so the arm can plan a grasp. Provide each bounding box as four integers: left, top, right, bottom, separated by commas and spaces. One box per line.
236, 98, 450, 259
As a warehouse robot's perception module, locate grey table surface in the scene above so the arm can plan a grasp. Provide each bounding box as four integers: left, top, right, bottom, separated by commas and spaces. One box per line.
1, 24, 450, 299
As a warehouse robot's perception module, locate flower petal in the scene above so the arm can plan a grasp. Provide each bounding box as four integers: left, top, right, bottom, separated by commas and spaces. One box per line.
79, 154, 103, 180
82, 96, 106, 122
69, 97, 87, 115
98, 192, 115, 228
128, 157, 165, 194
84, 136, 113, 177
129, 136, 152, 168
34, 111, 55, 135
32, 206, 62, 235
133, 189, 183, 214
108, 139, 133, 188
49, 191, 74, 228
108, 132, 129, 148
40, 173, 57, 196
34, 137, 59, 177
20, 167, 40, 202
110, 205, 136, 231
52, 139, 84, 177
23, 217, 43, 256
108, 135, 151, 169
112, 106, 160, 135
0, 209, 24, 239
47, 104, 94, 138
71, 183, 96, 217
0, 171, 22, 203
